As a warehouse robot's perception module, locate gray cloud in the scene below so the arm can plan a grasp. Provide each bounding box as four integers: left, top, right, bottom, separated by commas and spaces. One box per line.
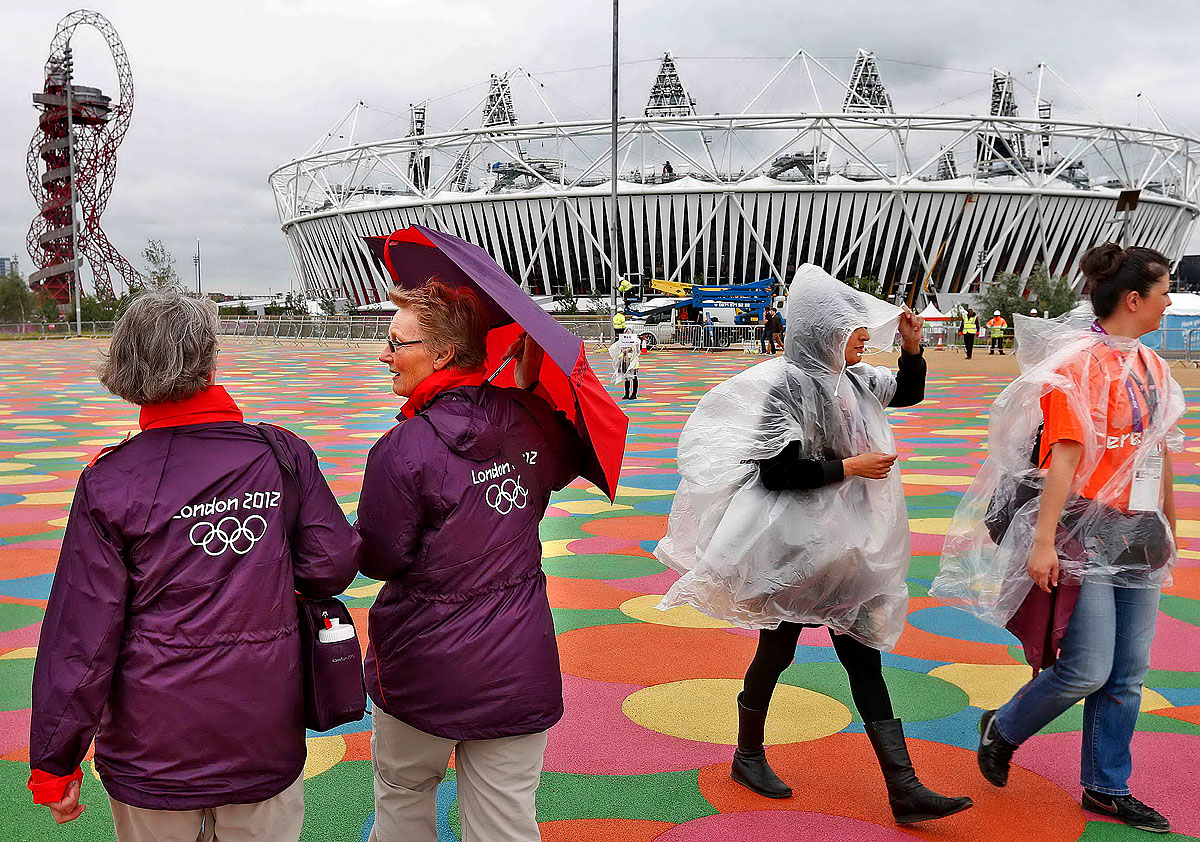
3, 0, 1199, 295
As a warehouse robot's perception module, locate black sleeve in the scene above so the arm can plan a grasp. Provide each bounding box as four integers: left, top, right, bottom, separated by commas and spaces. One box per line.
888, 348, 926, 408
759, 441, 845, 491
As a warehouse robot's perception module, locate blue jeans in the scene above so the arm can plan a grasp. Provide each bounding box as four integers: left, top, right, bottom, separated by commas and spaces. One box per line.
993, 578, 1160, 795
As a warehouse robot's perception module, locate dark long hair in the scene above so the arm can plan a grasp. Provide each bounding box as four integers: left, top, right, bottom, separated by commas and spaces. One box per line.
1080, 243, 1170, 318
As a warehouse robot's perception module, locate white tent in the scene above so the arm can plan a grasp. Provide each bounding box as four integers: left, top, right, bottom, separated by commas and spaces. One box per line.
1166, 291, 1200, 316
918, 302, 946, 319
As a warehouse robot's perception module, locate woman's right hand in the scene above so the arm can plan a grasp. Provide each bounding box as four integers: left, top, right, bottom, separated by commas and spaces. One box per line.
1027, 541, 1060, 594
843, 452, 898, 479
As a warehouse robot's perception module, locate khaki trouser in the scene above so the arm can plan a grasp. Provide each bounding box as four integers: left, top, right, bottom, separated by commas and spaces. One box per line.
369, 706, 547, 842
109, 774, 304, 842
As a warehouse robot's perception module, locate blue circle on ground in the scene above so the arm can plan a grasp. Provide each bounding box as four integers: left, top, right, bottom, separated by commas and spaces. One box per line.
0, 493, 24, 506
620, 473, 680, 491
633, 499, 674, 514
907, 606, 1018, 646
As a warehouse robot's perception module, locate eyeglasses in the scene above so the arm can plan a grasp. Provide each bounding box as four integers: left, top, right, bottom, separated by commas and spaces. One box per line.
385, 337, 424, 353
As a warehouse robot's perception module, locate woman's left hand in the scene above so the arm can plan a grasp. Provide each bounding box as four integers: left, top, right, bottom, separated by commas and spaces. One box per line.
898, 308, 924, 353
506, 332, 544, 390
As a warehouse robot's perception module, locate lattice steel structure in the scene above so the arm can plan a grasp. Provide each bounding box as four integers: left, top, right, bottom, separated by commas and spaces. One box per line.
645, 52, 696, 118
27, 10, 142, 302
270, 52, 1200, 307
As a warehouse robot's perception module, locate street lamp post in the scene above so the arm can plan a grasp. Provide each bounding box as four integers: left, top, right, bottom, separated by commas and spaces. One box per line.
608, 0, 619, 317
193, 239, 201, 294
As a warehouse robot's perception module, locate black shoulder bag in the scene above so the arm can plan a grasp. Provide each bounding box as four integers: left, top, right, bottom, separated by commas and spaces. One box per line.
256, 424, 367, 732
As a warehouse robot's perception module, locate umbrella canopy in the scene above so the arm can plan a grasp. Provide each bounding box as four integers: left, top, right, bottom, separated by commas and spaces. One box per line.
365, 225, 627, 501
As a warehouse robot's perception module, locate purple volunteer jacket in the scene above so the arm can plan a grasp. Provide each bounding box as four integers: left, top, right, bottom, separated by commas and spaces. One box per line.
358, 383, 582, 740
30, 386, 360, 810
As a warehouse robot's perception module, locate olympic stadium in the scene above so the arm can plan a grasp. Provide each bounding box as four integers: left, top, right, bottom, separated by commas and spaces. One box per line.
269, 51, 1200, 307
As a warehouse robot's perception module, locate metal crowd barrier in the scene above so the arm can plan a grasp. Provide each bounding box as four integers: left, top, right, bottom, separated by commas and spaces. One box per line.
6, 317, 1199, 367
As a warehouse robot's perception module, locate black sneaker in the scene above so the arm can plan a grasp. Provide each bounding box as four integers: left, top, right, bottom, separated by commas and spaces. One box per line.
1082, 790, 1170, 833
977, 710, 1017, 787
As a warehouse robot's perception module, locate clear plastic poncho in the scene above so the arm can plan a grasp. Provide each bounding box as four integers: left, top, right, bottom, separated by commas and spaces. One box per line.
655, 265, 913, 650
931, 310, 1185, 628
609, 330, 640, 384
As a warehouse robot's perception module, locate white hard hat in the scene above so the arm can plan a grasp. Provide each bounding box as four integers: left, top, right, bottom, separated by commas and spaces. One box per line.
993, 310, 1000, 316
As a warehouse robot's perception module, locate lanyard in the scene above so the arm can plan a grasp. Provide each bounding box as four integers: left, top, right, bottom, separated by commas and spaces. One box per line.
1094, 321, 1155, 433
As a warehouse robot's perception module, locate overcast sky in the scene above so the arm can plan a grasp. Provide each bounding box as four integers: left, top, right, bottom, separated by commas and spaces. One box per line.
4, 0, 1200, 295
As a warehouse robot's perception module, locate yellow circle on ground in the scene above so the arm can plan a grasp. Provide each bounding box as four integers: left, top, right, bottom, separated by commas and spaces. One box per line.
0, 474, 56, 486
901, 474, 972, 486
541, 539, 574, 558
16, 450, 86, 459
620, 594, 733, 629
929, 663, 1172, 712
0, 463, 34, 473
622, 678, 851, 745
555, 499, 631, 515
908, 517, 954, 534
19, 491, 76, 505
303, 735, 347, 779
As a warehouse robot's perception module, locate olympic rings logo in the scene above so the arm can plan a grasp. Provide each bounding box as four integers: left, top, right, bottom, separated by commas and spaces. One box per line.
189, 515, 268, 556
486, 477, 528, 515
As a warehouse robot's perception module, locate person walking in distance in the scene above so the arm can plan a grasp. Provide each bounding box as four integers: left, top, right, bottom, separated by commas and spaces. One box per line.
988, 310, 1008, 355
656, 265, 972, 825
961, 307, 979, 359
768, 305, 785, 355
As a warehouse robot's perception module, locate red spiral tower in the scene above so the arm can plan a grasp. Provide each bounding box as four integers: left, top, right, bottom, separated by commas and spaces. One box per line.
27, 10, 142, 303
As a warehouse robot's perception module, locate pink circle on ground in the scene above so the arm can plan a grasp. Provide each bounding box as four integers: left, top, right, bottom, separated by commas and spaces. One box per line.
1019, 731, 1200, 837
910, 532, 947, 554
0, 623, 43, 648
567, 536, 647, 556
544, 674, 731, 775
604, 569, 679, 595
0, 709, 31, 755
655, 810, 915, 841
1149, 614, 1200, 671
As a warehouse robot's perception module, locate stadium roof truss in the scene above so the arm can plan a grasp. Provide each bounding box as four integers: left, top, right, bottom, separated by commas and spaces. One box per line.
270, 52, 1200, 305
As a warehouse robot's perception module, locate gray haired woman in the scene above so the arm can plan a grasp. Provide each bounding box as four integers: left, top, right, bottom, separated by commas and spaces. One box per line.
29, 291, 360, 841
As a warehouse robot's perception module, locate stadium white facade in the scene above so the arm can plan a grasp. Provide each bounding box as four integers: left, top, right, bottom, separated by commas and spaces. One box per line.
270, 52, 1200, 306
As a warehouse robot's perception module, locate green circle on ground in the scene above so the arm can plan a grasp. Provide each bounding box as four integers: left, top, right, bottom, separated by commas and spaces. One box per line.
543, 553, 665, 580
779, 662, 968, 723
0, 660, 34, 711
0, 602, 44, 634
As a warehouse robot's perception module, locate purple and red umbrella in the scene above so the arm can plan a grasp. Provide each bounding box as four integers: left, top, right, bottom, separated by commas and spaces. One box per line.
365, 225, 628, 502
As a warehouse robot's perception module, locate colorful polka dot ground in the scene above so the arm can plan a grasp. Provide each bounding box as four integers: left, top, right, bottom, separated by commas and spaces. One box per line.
1, 339, 1199, 841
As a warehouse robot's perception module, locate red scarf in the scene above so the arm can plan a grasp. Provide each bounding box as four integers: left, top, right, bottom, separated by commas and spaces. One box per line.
400, 368, 486, 419
138, 384, 244, 430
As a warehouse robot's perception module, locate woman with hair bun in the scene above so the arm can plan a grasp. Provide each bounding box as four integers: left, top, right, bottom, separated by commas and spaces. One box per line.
934, 243, 1185, 833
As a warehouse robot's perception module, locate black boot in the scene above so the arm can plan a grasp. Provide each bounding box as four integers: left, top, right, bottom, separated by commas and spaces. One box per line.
866, 719, 973, 823
731, 693, 792, 798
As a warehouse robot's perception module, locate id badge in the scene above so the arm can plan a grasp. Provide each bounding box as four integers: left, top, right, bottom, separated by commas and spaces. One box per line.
1129, 451, 1163, 512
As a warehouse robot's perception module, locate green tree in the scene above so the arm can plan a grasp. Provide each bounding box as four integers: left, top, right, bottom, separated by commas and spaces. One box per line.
33, 292, 63, 323
219, 302, 251, 316
67, 293, 131, 322
844, 275, 884, 299
0, 273, 36, 322
143, 239, 180, 290
1026, 262, 1079, 318
319, 297, 337, 316
553, 288, 580, 314
974, 271, 1026, 325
